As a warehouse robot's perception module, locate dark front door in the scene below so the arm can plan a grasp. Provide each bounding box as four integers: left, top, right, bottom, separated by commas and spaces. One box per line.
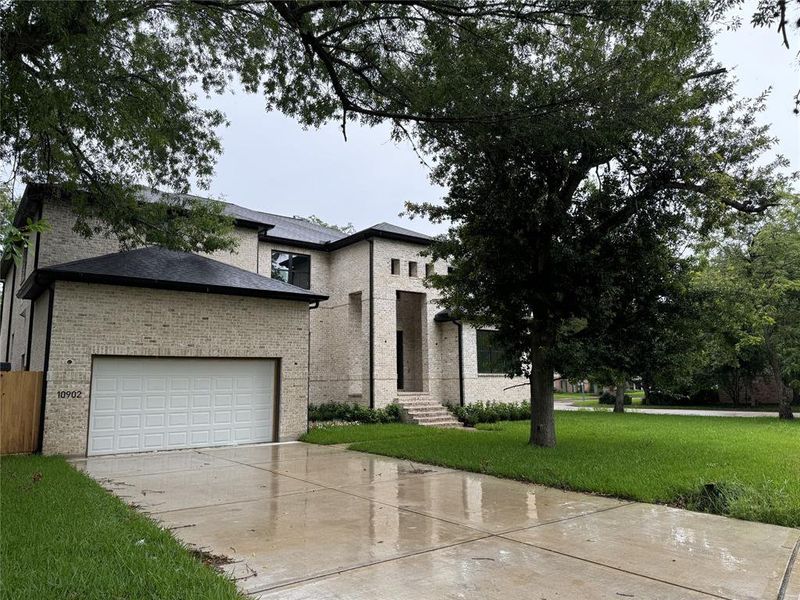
396, 330, 404, 390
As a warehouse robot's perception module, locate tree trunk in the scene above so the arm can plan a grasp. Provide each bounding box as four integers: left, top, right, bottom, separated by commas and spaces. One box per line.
770, 354, 794, 420
529, 334, 556, 447
778, 380, 794, 420
614, 380, 626, 413
641, 375, 653, 406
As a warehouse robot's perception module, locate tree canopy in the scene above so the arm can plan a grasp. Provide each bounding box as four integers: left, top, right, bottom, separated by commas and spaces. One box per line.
1, 0, 639, 251
408, 0, 795, 445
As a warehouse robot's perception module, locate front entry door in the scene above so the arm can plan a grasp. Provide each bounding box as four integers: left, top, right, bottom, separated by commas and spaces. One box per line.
396, 331, 404, 390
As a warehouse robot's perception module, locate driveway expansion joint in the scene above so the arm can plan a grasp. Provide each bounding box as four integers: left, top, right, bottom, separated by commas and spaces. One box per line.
778, 537, 800, 600
496, 535, 734, 600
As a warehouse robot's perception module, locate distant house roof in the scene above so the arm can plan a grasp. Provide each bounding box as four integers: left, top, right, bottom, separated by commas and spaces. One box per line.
18, 246, 328, 302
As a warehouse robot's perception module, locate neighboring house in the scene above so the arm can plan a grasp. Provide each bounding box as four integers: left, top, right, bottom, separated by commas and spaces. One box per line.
0, 184, 528, 457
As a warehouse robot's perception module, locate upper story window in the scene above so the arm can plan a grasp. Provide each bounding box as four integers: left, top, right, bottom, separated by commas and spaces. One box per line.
408, 261, 418, 277
390, 258, 400, 275
476, 329, 512, 375
425, 263, 435, 277
271, 251, 311, 289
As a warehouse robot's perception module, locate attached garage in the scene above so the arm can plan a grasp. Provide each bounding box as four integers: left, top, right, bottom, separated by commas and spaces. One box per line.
18, 246, 327, 456
88, 358, 278, 455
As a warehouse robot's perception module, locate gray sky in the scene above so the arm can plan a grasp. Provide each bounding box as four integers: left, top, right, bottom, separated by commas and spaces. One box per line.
202, 7, 799, 236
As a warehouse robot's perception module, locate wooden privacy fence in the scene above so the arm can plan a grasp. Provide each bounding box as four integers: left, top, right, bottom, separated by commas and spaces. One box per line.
0, 371, 44, 454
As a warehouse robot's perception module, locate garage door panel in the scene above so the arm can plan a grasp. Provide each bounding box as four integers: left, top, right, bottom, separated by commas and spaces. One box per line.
118, 415, 141, 430
215, 377, 234, 391
191, 412, 211, 425
214, 394, 233, 407
171, 378, 190, 392
94, 378, 118, 393
169, 395, 189, 409
121, 378, 142, 392
144, 414, 164, 428
213, 430, 231, 443
193, 395, 211, 408
146, 378, 167, 392
89, 358, 276, 456
93, 415, 115, 431
214, 411, 232, 424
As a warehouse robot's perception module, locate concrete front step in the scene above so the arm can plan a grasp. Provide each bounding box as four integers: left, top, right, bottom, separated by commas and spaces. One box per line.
394, 397, 462, 428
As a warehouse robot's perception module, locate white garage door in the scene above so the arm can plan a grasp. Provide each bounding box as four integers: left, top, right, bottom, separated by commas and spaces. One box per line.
88, 357, 277, 456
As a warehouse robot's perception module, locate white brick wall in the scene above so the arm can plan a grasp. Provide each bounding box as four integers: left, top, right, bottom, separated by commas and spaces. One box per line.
43, 282, 310, 456
0, 191, 529, 441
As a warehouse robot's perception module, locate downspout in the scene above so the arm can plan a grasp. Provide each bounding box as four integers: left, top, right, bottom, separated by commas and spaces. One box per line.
25, 298, 34, 371
26, 203, 43, 370
368, 239, 375, 409
37, 285, 55, 454
0, 272, 7, 364
455, 320, 465, 407
5, 265, 15, 362
307, 301, 319, 412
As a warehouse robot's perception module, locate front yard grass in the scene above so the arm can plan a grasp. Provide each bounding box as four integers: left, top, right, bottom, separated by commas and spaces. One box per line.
568, 398, 777, 410
302, 412, 800, 528
0, 455, 245, 600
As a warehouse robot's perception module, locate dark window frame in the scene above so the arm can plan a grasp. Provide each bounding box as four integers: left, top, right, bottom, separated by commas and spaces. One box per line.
476, 329, 512, 375
408, 261, 418, 277
390, 258, 400, 275
271, 250, 311, 290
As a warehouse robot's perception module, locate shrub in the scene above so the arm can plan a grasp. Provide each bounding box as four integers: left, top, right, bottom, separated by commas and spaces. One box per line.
448, 401, 530, 427
308, 402, 402, 424
688, 388, 720, 405
598, 391, 632, 405
645, 390, 693, 406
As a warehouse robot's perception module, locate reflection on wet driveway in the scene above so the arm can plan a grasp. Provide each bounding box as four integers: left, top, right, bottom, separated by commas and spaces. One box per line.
72, 442, 800, 599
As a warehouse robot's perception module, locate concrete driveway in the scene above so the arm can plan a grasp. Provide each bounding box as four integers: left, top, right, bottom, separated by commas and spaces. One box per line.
72, 442, 800, 599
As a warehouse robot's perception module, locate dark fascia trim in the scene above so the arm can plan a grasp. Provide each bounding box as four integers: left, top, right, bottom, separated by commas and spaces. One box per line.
260, 228, 432, 253
258, 234, 329, 250
327, 228, 432, 251
18, 269, 329, 303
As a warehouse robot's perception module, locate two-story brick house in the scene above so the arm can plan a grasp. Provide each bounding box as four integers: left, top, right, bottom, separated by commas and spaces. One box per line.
0, 184, 527, 457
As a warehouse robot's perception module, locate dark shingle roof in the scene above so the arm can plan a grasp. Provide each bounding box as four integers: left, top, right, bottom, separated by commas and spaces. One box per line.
18, 247, 328, 302
370, 222, 433, 240
136, 188, 348, 245
136, 189, 432, 247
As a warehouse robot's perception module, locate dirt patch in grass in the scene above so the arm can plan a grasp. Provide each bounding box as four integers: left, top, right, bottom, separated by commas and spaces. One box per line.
189, 547, 234, 569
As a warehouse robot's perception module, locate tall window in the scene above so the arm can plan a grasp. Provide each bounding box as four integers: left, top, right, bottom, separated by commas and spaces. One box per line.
271, 251, 311, 289
476, 330, 512, 374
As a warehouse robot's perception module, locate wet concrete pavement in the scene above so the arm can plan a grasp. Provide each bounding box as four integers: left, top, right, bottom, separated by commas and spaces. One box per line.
71, 442, 799, 599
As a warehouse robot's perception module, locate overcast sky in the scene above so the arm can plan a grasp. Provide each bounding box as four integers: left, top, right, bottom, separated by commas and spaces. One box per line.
201, 6, 800, 236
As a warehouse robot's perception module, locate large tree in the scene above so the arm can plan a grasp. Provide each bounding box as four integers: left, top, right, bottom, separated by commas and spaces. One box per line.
410, 1, 794, 446
694, 200, 800, 419
1, 0, 638, 250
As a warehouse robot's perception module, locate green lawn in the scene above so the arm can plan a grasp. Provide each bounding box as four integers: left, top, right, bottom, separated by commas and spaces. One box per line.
554, 390, 646, 402
568, 398, 777, 410
302, 412, 800, 528
0, 455, 244, 600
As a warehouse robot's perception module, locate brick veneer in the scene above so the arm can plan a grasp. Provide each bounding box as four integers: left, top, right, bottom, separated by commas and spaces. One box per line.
43, 281, 309, 455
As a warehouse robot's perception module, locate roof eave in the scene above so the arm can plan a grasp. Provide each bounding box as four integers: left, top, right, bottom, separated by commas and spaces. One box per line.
325, 228, 432, 251
18, 269, 329, 303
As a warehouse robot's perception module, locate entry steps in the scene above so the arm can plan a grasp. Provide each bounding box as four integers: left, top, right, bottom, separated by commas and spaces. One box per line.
395, 393, 462, 428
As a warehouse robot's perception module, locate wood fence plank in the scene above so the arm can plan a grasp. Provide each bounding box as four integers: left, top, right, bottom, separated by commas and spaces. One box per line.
0, 371, 43, 454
